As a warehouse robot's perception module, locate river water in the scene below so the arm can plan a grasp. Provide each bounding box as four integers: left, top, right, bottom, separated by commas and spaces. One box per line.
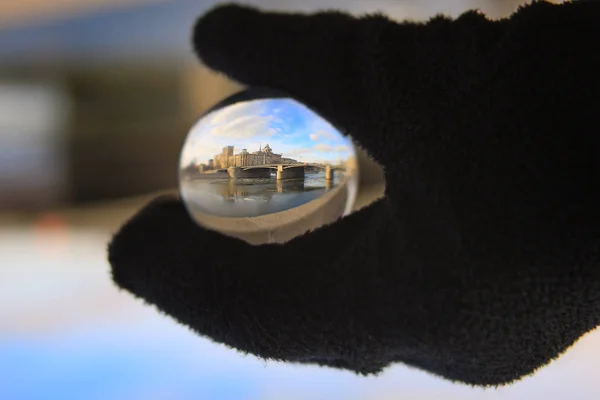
181, 170, 344, 218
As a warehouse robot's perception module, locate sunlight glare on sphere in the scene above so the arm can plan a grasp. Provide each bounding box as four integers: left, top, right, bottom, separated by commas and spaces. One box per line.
179, 91, 359, 244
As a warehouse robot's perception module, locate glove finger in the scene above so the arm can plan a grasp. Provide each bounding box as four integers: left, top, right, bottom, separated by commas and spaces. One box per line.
108, 194, 398, 371
192, 4, 395, 165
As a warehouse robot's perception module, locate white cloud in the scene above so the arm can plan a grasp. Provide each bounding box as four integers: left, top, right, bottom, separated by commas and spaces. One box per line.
309, 130, 341, 142
209, 114, 276, 139
334, 144, 350, 152
315, 129, 339, 141
313, 143, 332, 152
180, 135, 223, 166
286, 147, 313, 156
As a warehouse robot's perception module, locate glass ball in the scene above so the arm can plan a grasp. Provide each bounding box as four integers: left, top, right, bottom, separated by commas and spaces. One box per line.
179, 89, 359, 245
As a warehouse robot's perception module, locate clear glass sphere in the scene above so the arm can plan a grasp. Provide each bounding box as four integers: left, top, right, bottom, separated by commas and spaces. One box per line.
179, 90, 359, 245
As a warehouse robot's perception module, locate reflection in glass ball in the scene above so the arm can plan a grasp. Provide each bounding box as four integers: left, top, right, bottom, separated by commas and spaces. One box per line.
179, 91, 359, 244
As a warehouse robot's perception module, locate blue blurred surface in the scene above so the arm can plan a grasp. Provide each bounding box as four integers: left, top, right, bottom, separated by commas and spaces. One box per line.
0, 0, 205, 64
1, 221, 599, 400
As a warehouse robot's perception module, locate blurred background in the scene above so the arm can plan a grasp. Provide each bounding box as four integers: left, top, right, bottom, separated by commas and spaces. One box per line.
3, 1, 597, 399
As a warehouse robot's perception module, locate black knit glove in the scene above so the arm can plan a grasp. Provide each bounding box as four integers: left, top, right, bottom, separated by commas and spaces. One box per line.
108, 1, 600, 386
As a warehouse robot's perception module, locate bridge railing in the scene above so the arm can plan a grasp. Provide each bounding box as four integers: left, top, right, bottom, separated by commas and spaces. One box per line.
238, 163, 343, 170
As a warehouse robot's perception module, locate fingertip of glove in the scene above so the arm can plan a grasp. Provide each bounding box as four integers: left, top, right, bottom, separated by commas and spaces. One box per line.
192, 3, 262, 70
107, 195, 192, 293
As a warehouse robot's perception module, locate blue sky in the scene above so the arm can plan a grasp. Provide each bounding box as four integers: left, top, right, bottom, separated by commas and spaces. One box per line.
180, 98, 355, 166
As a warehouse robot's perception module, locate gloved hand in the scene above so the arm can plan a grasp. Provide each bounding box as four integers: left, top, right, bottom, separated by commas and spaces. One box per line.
108, 1, 600, 386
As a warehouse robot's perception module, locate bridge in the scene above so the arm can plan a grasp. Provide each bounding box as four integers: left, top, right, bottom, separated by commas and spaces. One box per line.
225, 163, 344, 180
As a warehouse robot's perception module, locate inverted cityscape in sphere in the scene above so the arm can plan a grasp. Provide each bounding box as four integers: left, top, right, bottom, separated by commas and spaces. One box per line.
179, 97, 358, 220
